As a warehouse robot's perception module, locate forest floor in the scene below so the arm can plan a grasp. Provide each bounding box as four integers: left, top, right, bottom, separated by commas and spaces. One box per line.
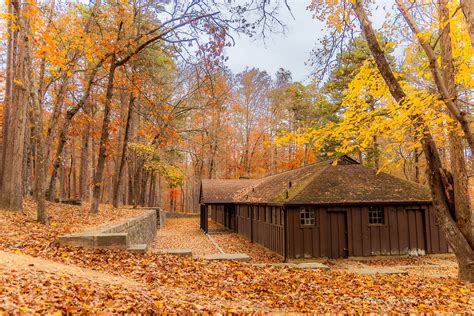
0, 201, 472, 313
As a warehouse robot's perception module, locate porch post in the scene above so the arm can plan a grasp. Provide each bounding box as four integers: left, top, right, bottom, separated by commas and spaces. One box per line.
200, 204, 208, 233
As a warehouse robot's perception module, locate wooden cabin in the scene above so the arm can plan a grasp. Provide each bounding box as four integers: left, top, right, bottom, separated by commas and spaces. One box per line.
199, 156, 449, 259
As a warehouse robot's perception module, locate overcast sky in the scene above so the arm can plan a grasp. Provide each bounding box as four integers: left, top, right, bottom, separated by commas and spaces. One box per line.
224, 0, 391, 82
224, 0, 323, 82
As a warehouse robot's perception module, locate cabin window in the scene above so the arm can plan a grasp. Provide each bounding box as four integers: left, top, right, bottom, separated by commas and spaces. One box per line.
300, 207, 315, 226
368, 206, 384, 225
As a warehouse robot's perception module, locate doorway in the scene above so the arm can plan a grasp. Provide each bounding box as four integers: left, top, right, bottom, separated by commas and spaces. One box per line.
328, 211, 349, 258
406, 209, 427, 255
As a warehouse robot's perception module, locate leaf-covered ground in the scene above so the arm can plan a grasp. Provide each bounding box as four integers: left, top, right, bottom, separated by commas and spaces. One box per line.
152, 218, 219, 256
153, 218, 282, 262
0, 201, 472, 313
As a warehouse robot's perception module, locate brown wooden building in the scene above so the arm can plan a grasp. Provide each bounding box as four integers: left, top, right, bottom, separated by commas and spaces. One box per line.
199, 156, 449, 259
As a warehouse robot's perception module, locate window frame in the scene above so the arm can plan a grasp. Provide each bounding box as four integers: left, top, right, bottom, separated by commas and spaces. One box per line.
300, 207, 316, 227
368, 206, 385, 225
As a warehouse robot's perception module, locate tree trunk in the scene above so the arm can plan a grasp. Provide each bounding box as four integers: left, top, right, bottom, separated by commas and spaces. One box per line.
0, 0, 14, 189
396, 0, 474, 158
414, 147, 420, 183
133, 166, 142, 208
47, 63, 101, 201
372, 136, 379, 170
0, 1, 29, 211
353, 0, 474, 281
22, 120, 32, 197
31, 90, 49, 224
439, 0, 473, 248
90, 61, 117, 214
460, 0, 474, 47
46, 0, 102, 200
112, 93, 134, 208
79, 123, 90, 200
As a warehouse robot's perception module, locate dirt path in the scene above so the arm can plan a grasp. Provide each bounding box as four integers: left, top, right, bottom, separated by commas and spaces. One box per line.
0, 250, 267, 312
0, 250, 141, 288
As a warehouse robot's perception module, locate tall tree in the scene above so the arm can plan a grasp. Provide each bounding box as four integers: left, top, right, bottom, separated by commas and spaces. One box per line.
0, 0, 30, 211
307, 0, 473, 281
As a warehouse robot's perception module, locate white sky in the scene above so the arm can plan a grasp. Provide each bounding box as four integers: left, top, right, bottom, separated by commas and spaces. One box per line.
224, 0, 392, 82
225, 0, 323, 82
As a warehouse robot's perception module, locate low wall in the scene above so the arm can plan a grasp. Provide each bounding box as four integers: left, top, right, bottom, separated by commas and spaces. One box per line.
57, 209, 162, 251
102, 209, 158, 245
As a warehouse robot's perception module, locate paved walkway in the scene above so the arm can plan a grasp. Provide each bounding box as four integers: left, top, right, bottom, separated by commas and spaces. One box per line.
152, 218, 219, 256
152, 218, 282, 262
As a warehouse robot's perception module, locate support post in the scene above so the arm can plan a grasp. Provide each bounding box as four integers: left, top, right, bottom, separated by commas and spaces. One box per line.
200, 204, 208, 233
284, 206, 288, 262
250, 205, 254, 243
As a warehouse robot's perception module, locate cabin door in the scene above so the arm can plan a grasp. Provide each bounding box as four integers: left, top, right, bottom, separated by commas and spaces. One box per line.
328, 211, 349, 258
406, 209, 427, 255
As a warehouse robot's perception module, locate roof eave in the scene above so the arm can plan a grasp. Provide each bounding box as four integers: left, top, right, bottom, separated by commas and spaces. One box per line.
202, 199, 432, 206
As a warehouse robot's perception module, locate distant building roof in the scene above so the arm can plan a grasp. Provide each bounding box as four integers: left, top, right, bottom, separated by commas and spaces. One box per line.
200, 178, 262, 204
200, 155, 431, 205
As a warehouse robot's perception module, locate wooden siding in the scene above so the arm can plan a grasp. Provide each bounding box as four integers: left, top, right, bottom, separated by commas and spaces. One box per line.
206, 202, 449, 259
287, 204, 449, 258
210, 205, 225, 226
234, 205, 285, 256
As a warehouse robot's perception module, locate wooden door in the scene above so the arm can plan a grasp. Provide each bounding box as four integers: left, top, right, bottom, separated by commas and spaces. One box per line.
328, 211, 348, 258
407, 209, 427, 255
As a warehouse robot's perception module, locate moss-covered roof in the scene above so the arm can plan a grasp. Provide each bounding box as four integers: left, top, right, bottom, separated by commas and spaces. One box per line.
200, 156, 431, 205
200, 179, 262, 204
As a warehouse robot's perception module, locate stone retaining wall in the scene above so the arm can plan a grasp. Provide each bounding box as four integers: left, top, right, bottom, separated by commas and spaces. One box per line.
57, 209, 163, 251
102, 209, 158, 245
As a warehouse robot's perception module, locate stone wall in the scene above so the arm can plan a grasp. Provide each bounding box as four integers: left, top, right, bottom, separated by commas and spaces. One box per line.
102, 209, 158, 245
57, 209, 163, 251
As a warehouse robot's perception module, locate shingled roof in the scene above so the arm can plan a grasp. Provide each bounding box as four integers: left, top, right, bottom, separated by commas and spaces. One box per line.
200, 155, 432, 205
200, 179, 262, 204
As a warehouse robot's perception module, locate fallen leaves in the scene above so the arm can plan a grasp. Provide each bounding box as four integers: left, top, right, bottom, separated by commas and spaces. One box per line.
0, 267, 157, 313
152, 218, 218, 256
0, 200, 472, 313
211, 231, 282, 263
